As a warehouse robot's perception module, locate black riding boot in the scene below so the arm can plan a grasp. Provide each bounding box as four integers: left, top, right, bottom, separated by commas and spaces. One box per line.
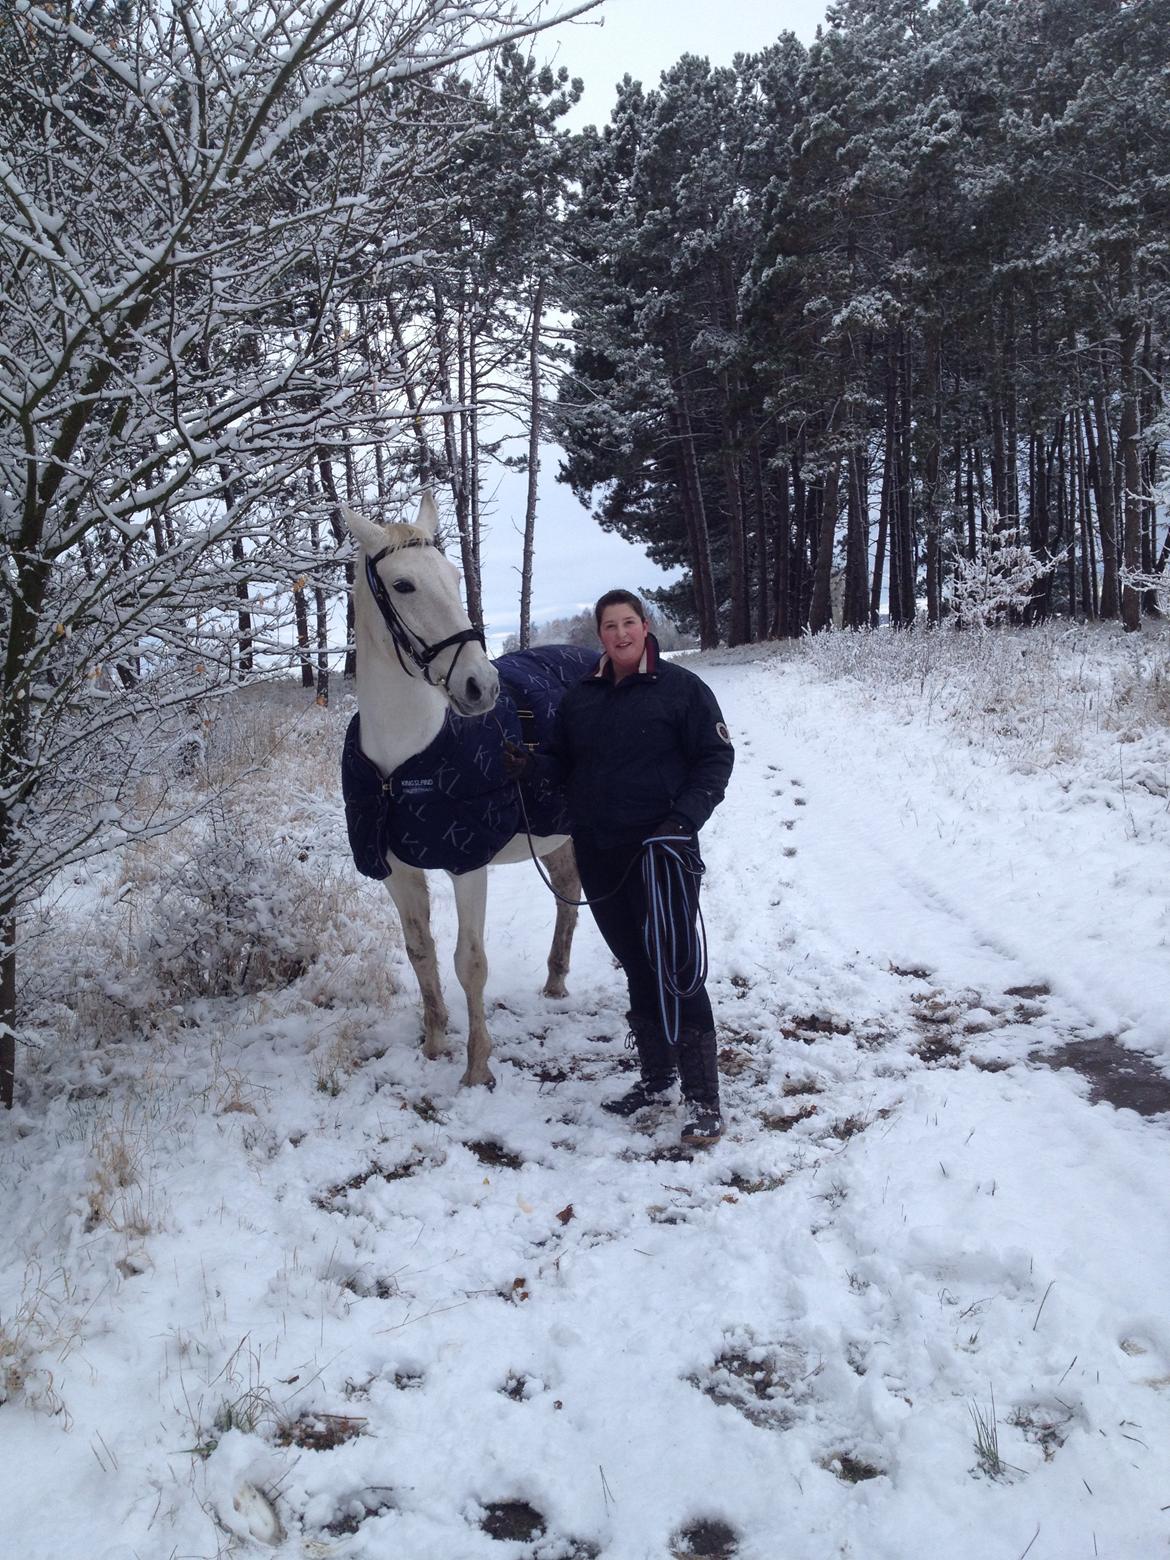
677, 1026, 723, 1147
601, 1013, 678, 1117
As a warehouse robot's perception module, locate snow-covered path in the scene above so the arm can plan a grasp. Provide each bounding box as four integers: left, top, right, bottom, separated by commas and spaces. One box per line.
710, 653, 1168, 1054
3, 646, 1170, 1560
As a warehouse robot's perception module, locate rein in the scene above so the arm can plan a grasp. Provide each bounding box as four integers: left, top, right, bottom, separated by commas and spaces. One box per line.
365, 539, 485, 691
511, 772, 644, 908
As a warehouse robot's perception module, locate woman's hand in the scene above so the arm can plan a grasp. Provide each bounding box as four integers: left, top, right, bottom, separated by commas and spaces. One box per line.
502, 740, 531, 780
646, 815, 692, 841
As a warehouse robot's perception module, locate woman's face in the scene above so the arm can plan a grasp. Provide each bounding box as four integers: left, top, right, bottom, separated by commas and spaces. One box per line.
598, 603, 649, 677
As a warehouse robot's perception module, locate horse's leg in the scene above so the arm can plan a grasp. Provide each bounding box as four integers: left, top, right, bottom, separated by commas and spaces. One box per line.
450, 867, 493, 1088
541, 841, 579, 999
384, 867, 449, 1059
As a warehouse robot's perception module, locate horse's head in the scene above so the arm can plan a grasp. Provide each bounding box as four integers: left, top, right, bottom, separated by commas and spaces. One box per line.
346, 495, 499, 717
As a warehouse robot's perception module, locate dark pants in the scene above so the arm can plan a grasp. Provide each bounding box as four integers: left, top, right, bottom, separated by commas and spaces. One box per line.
573, 833, 714, 1034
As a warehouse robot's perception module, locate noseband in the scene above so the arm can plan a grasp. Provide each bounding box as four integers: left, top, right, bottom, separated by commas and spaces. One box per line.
364, 537, 486, 692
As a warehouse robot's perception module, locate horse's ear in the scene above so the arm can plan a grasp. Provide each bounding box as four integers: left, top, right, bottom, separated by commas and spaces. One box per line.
416, 490, 440, 540
342, 505, 390, 556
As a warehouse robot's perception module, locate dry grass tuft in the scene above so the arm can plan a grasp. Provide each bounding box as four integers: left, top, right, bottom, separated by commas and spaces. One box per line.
0, 1266, 75, 1422
313, 1022, 364, 1096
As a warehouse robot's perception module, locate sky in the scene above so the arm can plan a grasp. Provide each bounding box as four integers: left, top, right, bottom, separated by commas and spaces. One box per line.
477, 0, 830, 647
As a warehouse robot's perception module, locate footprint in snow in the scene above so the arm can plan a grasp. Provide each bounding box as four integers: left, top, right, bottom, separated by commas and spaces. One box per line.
670, 1518, 741, 1557
1119, 1334, 1170, 1389
322, 1488, 395, 1537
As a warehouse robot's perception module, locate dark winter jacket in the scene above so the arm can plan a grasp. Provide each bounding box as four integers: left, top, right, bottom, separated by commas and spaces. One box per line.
540, 636, 734, 848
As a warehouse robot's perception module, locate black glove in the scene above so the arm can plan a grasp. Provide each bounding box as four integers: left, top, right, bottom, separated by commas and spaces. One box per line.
647, 815, 693, 841
502, 740, 531, 781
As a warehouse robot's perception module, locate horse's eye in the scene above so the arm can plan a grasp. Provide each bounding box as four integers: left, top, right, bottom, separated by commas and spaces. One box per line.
392, 579, 415, 595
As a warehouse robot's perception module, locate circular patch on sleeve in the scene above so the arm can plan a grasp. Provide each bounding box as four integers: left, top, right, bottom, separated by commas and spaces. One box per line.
716, 721, 733, 745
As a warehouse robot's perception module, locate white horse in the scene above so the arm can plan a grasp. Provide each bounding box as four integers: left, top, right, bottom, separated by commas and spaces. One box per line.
345, 496, 580, 1088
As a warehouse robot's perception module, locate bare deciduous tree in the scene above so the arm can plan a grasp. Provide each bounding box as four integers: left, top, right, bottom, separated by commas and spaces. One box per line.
0, 0, 598, 1105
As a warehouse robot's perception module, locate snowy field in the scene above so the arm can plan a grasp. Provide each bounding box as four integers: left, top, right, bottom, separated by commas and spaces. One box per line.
3, 624, 1170, 1560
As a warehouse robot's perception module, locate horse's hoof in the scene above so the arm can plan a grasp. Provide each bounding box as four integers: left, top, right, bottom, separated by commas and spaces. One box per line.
542, 979, 568, 999
422, 1039, 450, 1061
460, 1067, 496, 1090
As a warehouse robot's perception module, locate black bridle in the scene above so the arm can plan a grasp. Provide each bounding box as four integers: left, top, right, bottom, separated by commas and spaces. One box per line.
364, 537, 486, 691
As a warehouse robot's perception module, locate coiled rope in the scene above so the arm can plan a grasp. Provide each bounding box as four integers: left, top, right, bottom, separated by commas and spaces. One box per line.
639, 833, 708, 1047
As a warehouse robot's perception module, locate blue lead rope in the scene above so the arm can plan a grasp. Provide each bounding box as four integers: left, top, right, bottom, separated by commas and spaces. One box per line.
640, 835, 708, 1048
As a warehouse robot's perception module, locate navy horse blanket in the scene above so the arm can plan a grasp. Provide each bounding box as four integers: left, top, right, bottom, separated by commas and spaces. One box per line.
342, 644, 597, 878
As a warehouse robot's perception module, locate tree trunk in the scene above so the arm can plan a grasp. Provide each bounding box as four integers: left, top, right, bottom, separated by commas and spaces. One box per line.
1, 897, 14, 1108
219, 467, 253, 675
801, 481, 819, 628
0, 545, 49, 1108
1140, 330, 1162, 612
871, 421, 891, 628
884, 339, 905, 624
772, 457, 792, 639
790, 453, 808, 635
843, 441, 869, 629
315, 448, 355, 676
722, 437, 750, 646
808, 455, 840, 634
750, 434, 771, 640
294, 579, 313, 688
1089, 367, 1120, 618
921, 325, 943, 625
342, 428, 361, 676
673, 370, 719, 647
434, 282, 480, 627
1056, 417, 1075, 617
467, 316, 484, 627
1117, 247, 1143, 633
1003, 288, 1020, 533
894, 329, 916, 622
386, 296, 433, 484
989, 400, 1008, 532
305, 464, 329, 705
518, 277, 545, 651
231, 537, 254, 677
1074, 406, 1096, 616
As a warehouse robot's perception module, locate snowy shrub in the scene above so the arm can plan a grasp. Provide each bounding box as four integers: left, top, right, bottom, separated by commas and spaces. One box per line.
801, 618, 1170, 805
142, 811, 322, 999
949, 522, 1063, 628
18, 682, 397, 1073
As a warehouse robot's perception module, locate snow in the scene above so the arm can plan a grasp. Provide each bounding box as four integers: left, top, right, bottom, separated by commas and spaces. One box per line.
3, 628, 1170, 1560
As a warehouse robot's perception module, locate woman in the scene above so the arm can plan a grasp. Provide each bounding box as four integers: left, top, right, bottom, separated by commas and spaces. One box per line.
512, 591, 734, 1146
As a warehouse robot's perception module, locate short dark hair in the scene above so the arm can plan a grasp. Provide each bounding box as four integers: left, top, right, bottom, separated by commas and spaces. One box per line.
594, 589, 646, 629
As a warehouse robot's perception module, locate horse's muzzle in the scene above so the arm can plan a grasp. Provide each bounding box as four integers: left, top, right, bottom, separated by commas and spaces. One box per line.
448, 667, 500, 716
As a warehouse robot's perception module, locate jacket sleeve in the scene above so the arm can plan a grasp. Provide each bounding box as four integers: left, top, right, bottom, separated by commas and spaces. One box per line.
670, 675, 735, 832
524, 694, 573, 790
